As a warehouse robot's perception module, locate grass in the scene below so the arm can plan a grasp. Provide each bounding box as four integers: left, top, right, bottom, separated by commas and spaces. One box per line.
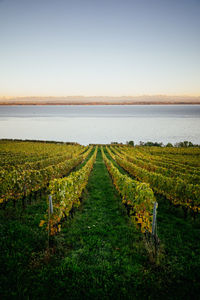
44, 147, 147, 299
155, 194, 200, 297
0, 147, 200, 299
0, 196, 48, 298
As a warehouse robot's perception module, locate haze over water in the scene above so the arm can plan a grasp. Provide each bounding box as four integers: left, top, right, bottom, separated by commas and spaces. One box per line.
0, 105, 199, 145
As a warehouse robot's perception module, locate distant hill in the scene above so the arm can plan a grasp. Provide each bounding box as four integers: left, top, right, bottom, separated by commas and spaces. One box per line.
0, 95, 200, 105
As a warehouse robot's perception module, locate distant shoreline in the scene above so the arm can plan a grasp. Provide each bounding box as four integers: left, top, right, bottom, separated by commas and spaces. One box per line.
1, 95, 199, 105
0, 102, 200, 106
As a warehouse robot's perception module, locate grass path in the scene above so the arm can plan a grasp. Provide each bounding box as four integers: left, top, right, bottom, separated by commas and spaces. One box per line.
40, 148, 149, 299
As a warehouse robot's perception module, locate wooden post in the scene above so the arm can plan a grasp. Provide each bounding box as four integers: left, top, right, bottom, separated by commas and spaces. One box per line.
152, 202, 158, 236
48, 195, 53, 250
49, 195, 53, 214
151, 202, 158, 260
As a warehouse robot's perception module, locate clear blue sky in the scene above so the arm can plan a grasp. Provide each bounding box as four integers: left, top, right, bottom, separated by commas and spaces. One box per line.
0, 0, 199, 97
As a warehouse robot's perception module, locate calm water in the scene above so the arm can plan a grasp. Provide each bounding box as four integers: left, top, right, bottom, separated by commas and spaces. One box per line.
0, 105, 200, 145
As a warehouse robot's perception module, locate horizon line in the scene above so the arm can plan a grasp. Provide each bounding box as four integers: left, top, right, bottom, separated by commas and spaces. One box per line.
1, 94, 200, 99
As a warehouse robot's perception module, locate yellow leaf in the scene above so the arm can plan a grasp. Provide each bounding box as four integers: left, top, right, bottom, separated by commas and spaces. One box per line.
39, 220, 45, 227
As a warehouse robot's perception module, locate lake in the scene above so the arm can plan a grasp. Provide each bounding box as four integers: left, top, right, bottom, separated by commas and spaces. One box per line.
0, 105, 200, 145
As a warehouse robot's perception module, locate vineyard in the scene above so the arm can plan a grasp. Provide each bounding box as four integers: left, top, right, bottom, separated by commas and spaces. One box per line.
0, 140, 200, 299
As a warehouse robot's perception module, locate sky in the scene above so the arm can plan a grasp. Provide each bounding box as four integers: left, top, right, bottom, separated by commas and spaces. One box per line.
0, 0, 200, 97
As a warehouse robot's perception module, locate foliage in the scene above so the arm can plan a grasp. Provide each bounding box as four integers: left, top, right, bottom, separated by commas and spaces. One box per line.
126, 141, 134, 146
166, 142, 173, 147
0, 141, 92, 205
41, 147, 98, 235
112, 146, 200, 184
102, 147, 155, 233
109, 146, 200, 214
